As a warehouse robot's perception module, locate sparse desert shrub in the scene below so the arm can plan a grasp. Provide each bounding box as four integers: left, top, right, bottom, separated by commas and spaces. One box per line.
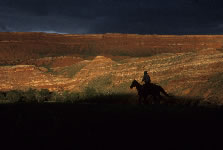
35, 92, 45, 103
67, 64, 86, 78
4, 89, 53, 103
84, 86, 98, 99
205, 96, 222, 106
6, 90, 22, 102
208, 72, 223, 91
23, 88, 38, 102
0, 92, 6, 100
36, 89, 51, 103
68, 92, 80, 102
61, 90, 70, 101
56, 63, 87, 78
87, 74, 112, 94
49, 92, 61, 102
61, 90, 80, 102
114, 81, 132, 94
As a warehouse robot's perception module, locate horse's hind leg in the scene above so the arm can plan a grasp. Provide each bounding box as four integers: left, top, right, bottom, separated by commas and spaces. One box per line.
147, 95, 153, 104
143, 96, 148, 104
154, 95, 161, 104
138, 96, 142, 104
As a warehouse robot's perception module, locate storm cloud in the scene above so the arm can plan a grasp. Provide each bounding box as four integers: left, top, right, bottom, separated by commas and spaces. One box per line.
0, 0, 223, 34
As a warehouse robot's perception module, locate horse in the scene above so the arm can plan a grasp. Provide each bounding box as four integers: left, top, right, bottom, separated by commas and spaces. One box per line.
130, 79, 170, 104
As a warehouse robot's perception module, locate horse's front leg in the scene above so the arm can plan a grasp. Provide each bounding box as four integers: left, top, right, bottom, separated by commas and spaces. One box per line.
143, 95, 148, 104
147, 95, 153, 104
138, 96, 142, 104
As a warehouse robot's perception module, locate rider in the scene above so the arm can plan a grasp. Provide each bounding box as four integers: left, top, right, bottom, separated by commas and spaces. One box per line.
142, 71, 151, 88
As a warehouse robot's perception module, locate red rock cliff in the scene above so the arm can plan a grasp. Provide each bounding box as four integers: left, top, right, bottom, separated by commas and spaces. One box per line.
0, 32, 223, 65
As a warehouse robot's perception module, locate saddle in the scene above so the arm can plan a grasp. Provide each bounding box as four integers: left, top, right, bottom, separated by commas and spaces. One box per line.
143, 83, 156, 91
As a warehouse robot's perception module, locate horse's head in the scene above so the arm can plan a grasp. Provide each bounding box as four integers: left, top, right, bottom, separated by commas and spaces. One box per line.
130, 79, 138, 89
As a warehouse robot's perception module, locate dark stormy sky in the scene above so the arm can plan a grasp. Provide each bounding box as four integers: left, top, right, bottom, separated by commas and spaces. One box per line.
0, 0, 223, 34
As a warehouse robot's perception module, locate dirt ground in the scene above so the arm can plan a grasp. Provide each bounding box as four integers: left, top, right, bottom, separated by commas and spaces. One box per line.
0, 103, 223, 149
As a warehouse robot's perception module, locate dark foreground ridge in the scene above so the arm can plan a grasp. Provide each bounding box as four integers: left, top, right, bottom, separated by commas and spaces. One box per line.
1, 102, 223, 149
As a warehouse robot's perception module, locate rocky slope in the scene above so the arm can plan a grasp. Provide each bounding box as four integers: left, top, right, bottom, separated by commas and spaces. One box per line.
1, 32, 223, 65
0, 48, 223, 102
1, 32, 223, 102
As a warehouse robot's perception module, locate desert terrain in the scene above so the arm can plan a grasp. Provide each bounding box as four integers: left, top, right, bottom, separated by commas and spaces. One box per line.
0, 32, 223, 103
1, 33, 223, 149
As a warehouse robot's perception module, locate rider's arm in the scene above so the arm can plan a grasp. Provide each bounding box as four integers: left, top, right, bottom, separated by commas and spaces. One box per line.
142, 76, 145, 82
148, 76, 151, 82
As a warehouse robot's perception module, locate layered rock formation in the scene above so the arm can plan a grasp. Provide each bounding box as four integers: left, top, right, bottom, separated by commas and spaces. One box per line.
0, 50, 223, 101
1, 32, 223, 65
1, 33, 223, 102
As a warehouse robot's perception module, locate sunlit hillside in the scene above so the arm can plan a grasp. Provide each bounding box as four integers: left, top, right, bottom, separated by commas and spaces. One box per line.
1, 32, 223, 65
0, 44, 223, 103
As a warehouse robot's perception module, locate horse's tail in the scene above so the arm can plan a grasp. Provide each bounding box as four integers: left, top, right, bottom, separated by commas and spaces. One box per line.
159, 86, 170, 97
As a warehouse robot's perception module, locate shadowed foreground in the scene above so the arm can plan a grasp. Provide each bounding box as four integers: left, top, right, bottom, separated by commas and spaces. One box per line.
1, 97, 223, 150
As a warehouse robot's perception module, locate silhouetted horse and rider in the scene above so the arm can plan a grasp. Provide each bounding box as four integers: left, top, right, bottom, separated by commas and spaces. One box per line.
130, 71, 170, 104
